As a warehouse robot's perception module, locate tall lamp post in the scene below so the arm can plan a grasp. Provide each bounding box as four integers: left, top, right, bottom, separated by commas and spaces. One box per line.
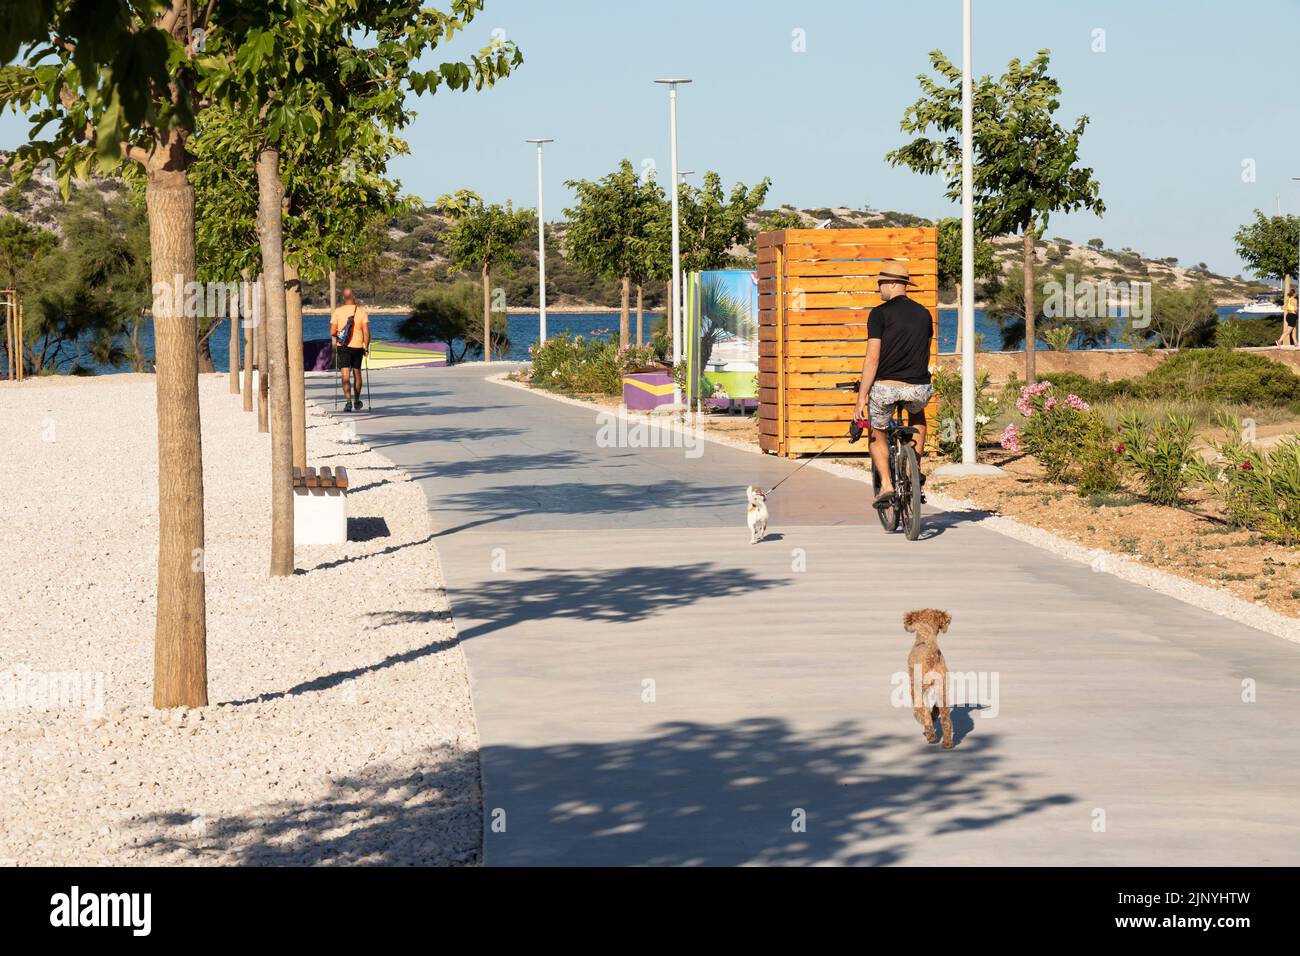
527, 138, 554, 346
656, 77, 691, 409
960, 0, 976, 465
936, 0, 1002, 478
1292, 177, 1300, 304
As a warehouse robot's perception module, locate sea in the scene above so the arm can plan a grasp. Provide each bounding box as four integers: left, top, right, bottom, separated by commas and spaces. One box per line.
43, 306, 1248, 375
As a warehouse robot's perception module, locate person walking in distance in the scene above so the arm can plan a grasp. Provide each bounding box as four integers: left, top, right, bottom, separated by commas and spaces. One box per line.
331, 287, 371, 411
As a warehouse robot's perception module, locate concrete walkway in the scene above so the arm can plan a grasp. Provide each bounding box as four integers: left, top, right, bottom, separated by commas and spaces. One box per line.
309, 365, 1300, 866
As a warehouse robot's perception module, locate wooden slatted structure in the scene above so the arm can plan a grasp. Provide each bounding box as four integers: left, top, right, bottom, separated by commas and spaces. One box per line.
292, 465, 349, 490
757, 227, 940, 457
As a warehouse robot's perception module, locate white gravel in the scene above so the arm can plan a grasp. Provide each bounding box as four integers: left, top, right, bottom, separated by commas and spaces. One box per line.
0, 373, 479, 865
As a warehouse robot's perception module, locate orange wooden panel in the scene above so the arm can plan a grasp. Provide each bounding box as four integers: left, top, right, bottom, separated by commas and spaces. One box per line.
782, 241, 937, 261
779, 227, 935, 244
760, 339, 865, 358
760, 356, 863, 374
781, 259, 939, 278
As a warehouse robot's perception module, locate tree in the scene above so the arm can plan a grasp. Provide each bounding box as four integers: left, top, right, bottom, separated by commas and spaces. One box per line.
1142, 281, 1218, 351
1234, 211, 1300, 282
563, 160, 664, 348
398, 280, 505, 364
438, 191, 533, 360
936, 216, 998, 297
3, 1, 219, 707
758, 208, 805, 233
678, 171, 771, 272
1087, 238, 1104, 249
887, 49, 1104, 382
203, 0, 522, 574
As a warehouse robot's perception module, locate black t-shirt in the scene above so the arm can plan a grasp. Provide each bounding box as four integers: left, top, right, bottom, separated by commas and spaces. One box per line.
867, 294, 932, 384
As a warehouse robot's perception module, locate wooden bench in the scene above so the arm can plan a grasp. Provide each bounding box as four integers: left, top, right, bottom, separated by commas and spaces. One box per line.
292, 466, 349, 491
292, 466, 349, 545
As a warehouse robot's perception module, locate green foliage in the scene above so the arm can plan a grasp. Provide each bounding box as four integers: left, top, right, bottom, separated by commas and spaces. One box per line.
935, 216, 999, 296
1233, 210, 1300, 282
678, 171, 771, 273
1140, 281, 1218, 350
886, 49, 1104, 242
931, 366, 999, 459
397, 281, 483, 364
987, 266, 1115, 350
1014, 383, 1101, 483
1214, 316, 1277, 349
1191, 413, 1300, 545
758, 208, 805, 232
1117, 412, 1198, 506
1076, 424, 1125, 496
563, 160, 665, 285
1139, 350, 1300, 406
1042, 325, 1074, 352
439, 192, 535, 279
528, 333, 620, 395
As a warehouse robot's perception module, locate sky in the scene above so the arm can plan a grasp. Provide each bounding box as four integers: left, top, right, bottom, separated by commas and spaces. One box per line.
3, 0, 1298, 275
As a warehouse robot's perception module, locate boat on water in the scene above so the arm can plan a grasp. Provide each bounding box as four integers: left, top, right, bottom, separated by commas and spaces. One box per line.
1238, 293, 1285, 316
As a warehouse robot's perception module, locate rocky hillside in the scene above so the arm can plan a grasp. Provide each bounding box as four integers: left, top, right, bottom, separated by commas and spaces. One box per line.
1, 161, 1268, 308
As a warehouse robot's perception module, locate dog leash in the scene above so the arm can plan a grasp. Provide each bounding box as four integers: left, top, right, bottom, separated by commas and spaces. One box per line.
764, 436, 840, 497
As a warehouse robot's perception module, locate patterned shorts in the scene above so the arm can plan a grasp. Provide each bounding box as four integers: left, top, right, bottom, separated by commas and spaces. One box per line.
868, 382, 933, 430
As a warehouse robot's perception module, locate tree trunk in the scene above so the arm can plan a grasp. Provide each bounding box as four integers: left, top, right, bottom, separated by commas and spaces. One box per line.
145, 133, 208, 709
482, 261, 491, 362
636, 284, 644, 346
228, 294, 240, 394
257, 274, 269, 433
197, 323, 215, 373
131, 318, 143, 372
667, 280, 674, 352
241, 274, 253, 413
619, 275, 631, 349
284, 259, 306, 470
255, 145, 295, 577
1023, 229, 1036, 384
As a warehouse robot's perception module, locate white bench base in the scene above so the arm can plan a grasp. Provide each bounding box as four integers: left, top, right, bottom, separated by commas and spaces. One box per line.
294, 486, 347, 545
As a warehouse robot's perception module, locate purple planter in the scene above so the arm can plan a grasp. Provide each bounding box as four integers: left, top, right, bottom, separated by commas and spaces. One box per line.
622, 371, 675, 410
305, 339, 335, 371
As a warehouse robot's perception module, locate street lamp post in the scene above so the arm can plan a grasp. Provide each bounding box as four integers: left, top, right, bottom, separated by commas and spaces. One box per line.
527, 139, 554, 346
960, 0, 975, 465
656, 78, 691, 410
1292, 178, 1300, 303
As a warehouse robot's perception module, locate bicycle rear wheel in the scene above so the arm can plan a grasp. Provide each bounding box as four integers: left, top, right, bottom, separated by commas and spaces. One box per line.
897, 443, 923, 540
872, 461, 900, 532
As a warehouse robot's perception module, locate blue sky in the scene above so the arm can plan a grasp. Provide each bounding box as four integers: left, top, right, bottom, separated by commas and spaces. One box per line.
3, 0, 1298, 274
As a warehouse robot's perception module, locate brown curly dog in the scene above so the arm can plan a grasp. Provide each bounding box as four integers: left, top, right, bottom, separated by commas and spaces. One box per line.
904, 609, 954, 749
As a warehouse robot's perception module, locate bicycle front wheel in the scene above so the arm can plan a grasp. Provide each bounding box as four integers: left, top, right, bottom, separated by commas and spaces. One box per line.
897, 443, 923, 540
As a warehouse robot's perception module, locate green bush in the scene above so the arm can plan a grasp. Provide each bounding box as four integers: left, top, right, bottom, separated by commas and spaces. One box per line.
528, 334, 662, 395
1004, 371, 1135, 406
1013, 382, 1102, 483
1117, 412, 1198, 506
1077, 422, 1125, 496
1214, 317, 1277, 349
1190, 414, 1300, 545
932, 366, 999, 459
1138, 350, 1300, 406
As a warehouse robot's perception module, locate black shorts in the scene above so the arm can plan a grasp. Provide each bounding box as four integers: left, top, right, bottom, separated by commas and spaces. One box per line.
1287, 313, 1298, 329
337, 345, 365, 369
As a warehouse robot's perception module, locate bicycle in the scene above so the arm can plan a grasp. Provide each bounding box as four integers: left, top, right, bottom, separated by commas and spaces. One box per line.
839, 380, 925, 541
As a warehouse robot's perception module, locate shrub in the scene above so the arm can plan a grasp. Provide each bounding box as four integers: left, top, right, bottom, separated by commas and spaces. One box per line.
1190, 414, 1300, 545
1117, 412, 1198, 506
1014, 381, 1100, 483
1139, 350, 1300, 406
1214, 316, 1281, 349
529, 332, 622, 394
1077, 422, 1126, 496
1004, 371, 1135, 406
932, 367, 998, 459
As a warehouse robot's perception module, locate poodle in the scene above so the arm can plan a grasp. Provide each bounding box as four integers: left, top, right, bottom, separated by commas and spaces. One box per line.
904, 608, 954, 749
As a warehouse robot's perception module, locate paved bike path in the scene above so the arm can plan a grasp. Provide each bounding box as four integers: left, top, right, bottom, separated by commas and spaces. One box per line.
309, 366, 1300, 866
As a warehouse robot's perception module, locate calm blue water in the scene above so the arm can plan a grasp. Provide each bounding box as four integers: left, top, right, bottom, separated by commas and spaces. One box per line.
45, 305, 1248, 374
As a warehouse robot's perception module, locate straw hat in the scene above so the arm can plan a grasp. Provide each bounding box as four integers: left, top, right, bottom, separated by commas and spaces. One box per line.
877, 262, 916, 286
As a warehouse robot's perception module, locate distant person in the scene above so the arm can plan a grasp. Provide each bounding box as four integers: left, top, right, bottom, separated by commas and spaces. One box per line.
1280, 289, 1299, 349
851, 262, 933, 509
331, 288, 371, 411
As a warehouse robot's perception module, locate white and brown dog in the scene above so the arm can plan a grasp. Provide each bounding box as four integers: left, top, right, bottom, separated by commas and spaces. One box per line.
746, 486, 769, 544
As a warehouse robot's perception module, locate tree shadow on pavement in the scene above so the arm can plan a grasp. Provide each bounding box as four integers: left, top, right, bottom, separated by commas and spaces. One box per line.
394, 561, 788, 641
433, 480, 735, 536
127, 717, 1073, 866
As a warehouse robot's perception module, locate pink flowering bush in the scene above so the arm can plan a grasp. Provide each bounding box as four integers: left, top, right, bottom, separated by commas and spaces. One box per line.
1014, 381, 1117, 490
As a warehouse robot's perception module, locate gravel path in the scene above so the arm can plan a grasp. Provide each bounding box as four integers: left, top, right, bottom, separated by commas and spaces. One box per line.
0, 374, 479, 866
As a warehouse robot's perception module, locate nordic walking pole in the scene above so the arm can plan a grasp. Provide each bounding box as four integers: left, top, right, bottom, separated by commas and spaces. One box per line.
364, 346, 372, 411
332, 339, 339, 410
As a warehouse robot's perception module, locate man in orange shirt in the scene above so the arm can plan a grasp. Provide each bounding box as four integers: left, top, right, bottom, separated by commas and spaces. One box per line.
330, 287, 371, 411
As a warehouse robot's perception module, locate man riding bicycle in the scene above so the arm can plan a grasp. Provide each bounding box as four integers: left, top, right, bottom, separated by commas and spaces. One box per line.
851, 262, 933, 510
